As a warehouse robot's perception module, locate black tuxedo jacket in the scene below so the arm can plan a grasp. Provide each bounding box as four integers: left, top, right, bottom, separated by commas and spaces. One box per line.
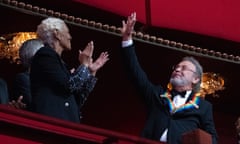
30, 45, 96, 123
13, 72, 31, 108
121, 45, 218, 144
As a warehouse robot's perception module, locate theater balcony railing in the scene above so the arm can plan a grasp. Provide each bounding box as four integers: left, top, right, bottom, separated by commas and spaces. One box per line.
0, 104, 211, 144
0, 104, 165, 144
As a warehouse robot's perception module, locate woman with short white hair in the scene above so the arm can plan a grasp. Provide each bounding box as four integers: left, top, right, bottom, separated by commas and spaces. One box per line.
30, 17, 109, 122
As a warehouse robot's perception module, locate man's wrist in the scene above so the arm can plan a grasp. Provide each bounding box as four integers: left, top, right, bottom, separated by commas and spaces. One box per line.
122, 39, 133, 47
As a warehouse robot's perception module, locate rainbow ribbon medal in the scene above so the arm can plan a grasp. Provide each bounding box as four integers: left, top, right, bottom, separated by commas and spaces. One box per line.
160, 89, 200, 114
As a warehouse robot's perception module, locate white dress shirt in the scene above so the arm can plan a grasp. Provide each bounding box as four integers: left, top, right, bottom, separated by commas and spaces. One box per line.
160, 90, 192, 142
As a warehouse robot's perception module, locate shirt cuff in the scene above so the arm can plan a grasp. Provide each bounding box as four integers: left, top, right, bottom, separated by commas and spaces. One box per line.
122, 39, 133, 48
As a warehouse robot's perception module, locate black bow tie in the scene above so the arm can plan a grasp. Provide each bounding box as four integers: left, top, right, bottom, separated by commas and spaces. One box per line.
171, 90, 186, 98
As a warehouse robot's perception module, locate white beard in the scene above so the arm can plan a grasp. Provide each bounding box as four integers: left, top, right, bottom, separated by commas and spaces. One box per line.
170, 77, 189, 87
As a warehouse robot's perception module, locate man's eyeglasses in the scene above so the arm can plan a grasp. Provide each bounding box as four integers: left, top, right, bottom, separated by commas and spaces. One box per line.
172, 65, 196, 73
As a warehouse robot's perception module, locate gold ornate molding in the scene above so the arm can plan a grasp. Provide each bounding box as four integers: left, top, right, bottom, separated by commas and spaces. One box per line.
0, 32, 37, 63
199, 72, 225, 97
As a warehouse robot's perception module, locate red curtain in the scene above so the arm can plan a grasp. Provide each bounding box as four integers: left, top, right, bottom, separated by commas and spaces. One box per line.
73, 0, 240, 42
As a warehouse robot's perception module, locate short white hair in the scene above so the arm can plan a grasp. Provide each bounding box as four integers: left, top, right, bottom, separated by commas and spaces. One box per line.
36, 17, 66, 46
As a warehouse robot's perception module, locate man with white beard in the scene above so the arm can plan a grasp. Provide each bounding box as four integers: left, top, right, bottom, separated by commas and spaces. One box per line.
120, 12, 218, 144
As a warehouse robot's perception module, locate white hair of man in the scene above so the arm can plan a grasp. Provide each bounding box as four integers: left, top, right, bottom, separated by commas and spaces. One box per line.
36, 17, 66, 48
182, 56, 203, 93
